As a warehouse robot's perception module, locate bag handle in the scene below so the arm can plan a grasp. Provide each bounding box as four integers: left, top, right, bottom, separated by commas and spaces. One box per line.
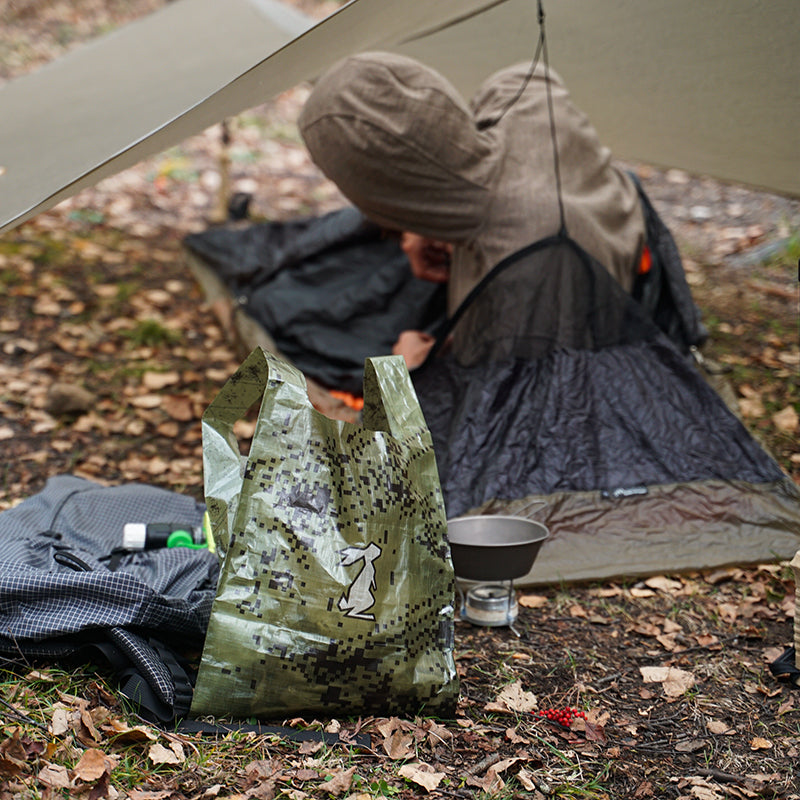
202, 349, 429, 553
362, 355, 429, 440
202, 348, 309, 555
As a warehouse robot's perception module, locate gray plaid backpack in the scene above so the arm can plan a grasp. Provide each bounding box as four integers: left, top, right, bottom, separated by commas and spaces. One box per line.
0, 475, 218, 723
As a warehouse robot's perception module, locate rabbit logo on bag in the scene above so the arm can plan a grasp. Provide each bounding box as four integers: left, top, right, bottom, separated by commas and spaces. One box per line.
338, 543, 382, 620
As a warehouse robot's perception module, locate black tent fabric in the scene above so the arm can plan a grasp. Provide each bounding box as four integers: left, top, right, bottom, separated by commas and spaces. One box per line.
184, 207, 446, 394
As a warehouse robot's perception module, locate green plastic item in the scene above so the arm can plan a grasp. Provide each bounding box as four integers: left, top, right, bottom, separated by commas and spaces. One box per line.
166, 530, 207, 550
191, 348, 458, 720
166, 511, 215, 551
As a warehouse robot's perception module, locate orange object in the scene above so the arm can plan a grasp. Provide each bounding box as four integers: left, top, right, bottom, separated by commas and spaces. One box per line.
329, 390, 364, 411
638, 244, 652, 275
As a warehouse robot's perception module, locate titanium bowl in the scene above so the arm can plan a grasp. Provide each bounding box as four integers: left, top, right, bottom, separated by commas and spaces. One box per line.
446, 515, 549, 581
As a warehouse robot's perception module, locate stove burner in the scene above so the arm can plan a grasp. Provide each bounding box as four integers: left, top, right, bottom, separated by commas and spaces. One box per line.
460, 582, 519, 632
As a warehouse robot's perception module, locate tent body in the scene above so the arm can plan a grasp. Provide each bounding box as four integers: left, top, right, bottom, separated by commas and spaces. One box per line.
184, 210, 800, 584
411, 234, 800, 584
1, 0, 798, 235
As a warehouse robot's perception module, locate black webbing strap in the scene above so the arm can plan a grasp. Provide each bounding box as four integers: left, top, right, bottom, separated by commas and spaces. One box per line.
89, 639, 189, 724
769, 646, 800, 687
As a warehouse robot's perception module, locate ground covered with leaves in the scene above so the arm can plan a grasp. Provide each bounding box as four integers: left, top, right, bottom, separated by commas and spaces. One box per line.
1, 567, 799, 799
1, 1, 800, 798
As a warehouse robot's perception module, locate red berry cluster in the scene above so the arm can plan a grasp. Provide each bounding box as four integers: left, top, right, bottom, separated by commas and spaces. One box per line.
536, 707, 586, 726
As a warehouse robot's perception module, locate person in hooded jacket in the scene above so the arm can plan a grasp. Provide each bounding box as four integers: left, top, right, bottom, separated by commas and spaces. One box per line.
298, 52, 648, 368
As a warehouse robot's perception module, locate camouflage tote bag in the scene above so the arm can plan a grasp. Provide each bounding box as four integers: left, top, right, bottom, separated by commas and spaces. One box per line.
191, 348, 458, 719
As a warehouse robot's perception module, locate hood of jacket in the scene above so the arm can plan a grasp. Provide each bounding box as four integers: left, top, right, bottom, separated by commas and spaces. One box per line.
298, 52, 497, 243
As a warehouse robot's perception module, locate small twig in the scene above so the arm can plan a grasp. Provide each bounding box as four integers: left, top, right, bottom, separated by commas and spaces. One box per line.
592, 671, 622, 686
0, 696, 48, 731
464, 751, 502, 777
746, 279, 797, 301
695, 767, 747, 785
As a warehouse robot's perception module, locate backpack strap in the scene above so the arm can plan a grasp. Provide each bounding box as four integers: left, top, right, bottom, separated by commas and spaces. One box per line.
53, 549, 194, 723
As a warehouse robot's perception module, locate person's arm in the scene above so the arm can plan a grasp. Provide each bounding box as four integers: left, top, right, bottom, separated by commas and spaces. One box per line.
392, 233, 453, 369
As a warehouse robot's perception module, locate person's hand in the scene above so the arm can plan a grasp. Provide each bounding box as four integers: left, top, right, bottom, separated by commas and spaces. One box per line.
401, 233, 452, 283
392, 330, 436, 370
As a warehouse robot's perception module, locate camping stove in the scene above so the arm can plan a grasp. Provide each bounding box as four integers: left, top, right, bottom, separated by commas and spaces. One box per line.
458, 582, 519, 633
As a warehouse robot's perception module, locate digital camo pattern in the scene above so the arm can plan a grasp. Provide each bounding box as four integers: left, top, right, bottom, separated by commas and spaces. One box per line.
192, 349, 458, 719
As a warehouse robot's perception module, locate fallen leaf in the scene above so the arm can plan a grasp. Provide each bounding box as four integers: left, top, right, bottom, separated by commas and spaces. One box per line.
656, 633, 683, 652
485, 681, 538, 713
675, 738, 706, 753
318, 765, 356, 796
772, 405, 799, 433
78, 708, 101, 743
632, 622, 661, 637
586, 709, 611, 726
639, 666, 696, 697
148, 741, 185, 765
777, 697, 796, 715
516, 767, 538, 792
130, 394, 162, 409
467, 769, 504, 794
33, 297, 62, 316
750, 737, 772, 750
142, 371, 180, 390
50, 707, 70, 736
584, 720, 607, 743
707, 719, 735, 735
142, 289, 174, 307
382, 729, 414, 760
690, 784, 723, 800
505, 726, 528, 744
590, 585, 623, 598
102, 722, 158, 744
694, 633, 720, 648
716, 602, 739, 623
644, 576, 684, 592
703, 568, 737, 585
245, 759, 279, 781
281, 790, 309, 800
399, 762, 445, 792
37, 762, 71, 788
162, 395, 195, 421
73, 748, 109, 782
298, 740, 324, 755
517, 594, 549, 608
375, 717, 402, 738
569, 603, 588, 618
422, 719, 452, 747
739, 394, 765, 418
762, 646, 785, 663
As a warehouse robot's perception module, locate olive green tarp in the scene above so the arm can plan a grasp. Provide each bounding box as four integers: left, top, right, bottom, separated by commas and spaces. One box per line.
0, 0, 798, 235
